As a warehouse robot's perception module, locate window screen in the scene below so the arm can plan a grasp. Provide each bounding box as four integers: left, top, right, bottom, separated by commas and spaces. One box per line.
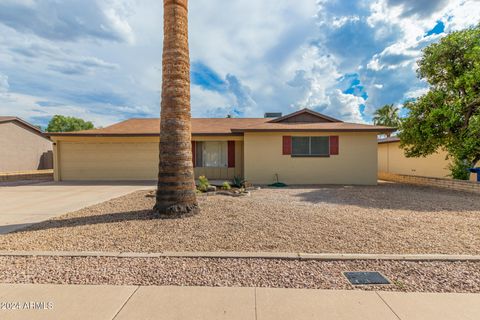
292, 136, 330, 156
292, 137, 310, 155
311, 137, 329, 155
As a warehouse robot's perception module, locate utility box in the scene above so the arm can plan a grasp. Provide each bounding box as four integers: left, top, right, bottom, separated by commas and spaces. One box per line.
469, 168, 480, 182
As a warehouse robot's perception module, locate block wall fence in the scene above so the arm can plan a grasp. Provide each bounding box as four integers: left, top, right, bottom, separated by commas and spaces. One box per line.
379, 171, 480, 195
0, 170, 54, 183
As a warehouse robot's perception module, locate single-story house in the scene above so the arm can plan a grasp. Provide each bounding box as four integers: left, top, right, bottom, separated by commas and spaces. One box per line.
0, 116, 53, 172
378, 137, 479, 182
47, 109, 394, 185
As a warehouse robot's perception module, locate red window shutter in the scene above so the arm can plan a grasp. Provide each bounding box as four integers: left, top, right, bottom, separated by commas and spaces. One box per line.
228, 141, 235, 168
282, 136, 292, 155
330, 136, 339, 155
192, 141, 196, 167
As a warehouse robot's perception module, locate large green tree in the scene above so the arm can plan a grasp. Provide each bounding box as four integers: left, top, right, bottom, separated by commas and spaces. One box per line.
373, 104, 400, 136
46, 115, 94, 132
399, 25, 480, 180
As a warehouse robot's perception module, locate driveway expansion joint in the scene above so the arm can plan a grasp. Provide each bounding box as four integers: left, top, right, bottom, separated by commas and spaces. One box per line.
0, 251, 479, 261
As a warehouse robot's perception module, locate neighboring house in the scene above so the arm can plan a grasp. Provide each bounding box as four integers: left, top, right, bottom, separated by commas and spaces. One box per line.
378, 137, 479, 182
0, 116, 53, 172
47, 109, 393, 185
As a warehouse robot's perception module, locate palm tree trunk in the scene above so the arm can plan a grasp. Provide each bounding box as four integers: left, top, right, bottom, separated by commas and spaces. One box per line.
154, 0, 199, 218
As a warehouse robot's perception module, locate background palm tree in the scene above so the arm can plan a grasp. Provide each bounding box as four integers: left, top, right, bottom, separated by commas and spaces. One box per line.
373, 104, 400, 137
154, 0, 199, 218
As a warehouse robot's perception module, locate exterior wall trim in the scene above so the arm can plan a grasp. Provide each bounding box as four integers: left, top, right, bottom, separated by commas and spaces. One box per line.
232, 128, 394, 133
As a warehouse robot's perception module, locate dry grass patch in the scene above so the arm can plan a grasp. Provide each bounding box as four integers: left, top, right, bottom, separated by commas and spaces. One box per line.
0, 182, 478, 254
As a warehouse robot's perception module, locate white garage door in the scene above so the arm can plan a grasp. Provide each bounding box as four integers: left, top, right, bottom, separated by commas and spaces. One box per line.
59, 142, 158, 180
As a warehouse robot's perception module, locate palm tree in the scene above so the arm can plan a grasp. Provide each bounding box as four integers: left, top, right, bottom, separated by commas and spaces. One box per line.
373, 104, 400, 137
154, 0, 199, 218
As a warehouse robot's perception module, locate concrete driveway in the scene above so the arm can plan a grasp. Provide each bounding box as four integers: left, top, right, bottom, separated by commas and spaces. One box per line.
0, 181, 155, 234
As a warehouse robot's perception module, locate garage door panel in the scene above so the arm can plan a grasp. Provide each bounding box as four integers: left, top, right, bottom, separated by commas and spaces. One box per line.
60, 142, 158, 180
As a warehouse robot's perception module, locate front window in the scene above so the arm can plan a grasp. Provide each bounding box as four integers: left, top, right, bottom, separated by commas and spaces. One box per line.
292, 136, 329, 156
195, 141, 228, 167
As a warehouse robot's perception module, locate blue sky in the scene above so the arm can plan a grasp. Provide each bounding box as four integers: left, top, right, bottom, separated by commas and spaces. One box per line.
0, 0, 479, 128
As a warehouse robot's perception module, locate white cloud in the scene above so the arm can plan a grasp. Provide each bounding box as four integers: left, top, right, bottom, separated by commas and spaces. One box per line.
284, 46, 339, 107
356, 0, 480, 119
190, 85, 232, 118
404, 87, 429, 100
0, 73, 8, 92
325, 90, 366, 123
367, 44, 420, 71
0, 0, 478, 127
101, 0, 136, 44
444, 0, 480, 32
384, 0, 450, 18
0, 0, 135, 43
0, 91, 123, 127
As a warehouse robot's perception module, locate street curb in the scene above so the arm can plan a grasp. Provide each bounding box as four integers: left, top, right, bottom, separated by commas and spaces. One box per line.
0, 251, 479, 261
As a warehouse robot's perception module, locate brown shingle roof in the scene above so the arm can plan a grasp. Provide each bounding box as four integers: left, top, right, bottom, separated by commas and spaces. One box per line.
47, 116, 395, 136
47, 118, 271, 136
231, 121, 394, 132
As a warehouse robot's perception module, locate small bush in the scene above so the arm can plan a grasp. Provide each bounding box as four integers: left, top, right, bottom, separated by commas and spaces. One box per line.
198, 175, 210, 192
232, 176, 246, 188
222, 181, 232, 190
268, 182, 288, 188
268, 173, 288, 187
449, 159, 470, 180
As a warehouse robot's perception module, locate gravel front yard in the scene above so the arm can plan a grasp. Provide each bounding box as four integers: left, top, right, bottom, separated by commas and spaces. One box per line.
0, 256, 479, 293
0, 182, 479, 254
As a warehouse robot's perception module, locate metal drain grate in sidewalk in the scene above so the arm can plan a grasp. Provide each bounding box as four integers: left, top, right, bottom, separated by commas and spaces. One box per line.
343, 272, 391, 285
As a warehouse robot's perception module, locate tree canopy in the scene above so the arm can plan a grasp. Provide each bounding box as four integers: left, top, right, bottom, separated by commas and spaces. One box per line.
46, 115, 94, 132
399, 24, 480, 179
373, 104, 401, 128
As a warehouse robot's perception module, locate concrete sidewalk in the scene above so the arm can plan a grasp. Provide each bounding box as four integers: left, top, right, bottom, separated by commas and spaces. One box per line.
0, 181, 155, 234
0, 284, 479, 320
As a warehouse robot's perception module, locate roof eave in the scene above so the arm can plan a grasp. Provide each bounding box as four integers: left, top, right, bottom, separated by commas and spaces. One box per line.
378, 138, 401, 144
231, 128, 397, 133
268, 108, 343, 123
46, 132, 244, 137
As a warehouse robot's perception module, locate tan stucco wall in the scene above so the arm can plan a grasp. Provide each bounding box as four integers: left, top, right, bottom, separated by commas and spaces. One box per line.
378, 141, 479, 182
52, 136, 244, 181
243, 132, 378, 185
378, 141, 451, 178
0, 122, 52, 172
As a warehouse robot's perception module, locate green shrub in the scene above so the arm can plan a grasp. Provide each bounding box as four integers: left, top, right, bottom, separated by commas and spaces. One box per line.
448, 159, 471, 180
198, 175, 210, 192
232, 176, 246, 188
222, 181, 232, 190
